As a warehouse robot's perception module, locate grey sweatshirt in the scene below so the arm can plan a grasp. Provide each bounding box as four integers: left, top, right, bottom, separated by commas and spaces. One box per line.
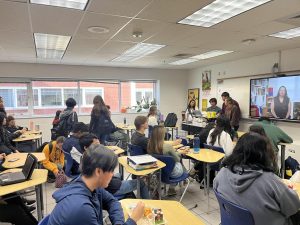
214, 166, 300, 225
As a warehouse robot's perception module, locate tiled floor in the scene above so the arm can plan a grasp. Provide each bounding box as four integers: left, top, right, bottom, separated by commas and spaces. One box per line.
0, 158, 222, 225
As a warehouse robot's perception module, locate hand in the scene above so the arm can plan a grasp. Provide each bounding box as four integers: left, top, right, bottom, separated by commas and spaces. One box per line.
0, 153, 6, 160
130, 201, 145, 223
174, 139, 182, 145
21, 128, 27, 134
15, 150, 19, 153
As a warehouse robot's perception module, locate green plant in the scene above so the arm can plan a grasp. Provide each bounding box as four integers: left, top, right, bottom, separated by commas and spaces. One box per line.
136, 97, 157, 112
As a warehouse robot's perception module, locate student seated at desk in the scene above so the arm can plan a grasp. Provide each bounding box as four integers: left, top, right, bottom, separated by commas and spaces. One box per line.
42, 136, 65, 182
132, 116, 181, 154
147, 125, 187, 196
62, 122, 89, 177
207, 98, 222, 115
48, 145, 145, 225
214, 133, 300, 225
5, 115, 27, 138
0, 112, 19, 154
79, 133, 150, 199
253, 117, 293, 154
207, 116, 235, 156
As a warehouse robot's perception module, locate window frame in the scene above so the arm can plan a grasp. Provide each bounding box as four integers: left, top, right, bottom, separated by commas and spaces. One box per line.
0, 79, 158, 118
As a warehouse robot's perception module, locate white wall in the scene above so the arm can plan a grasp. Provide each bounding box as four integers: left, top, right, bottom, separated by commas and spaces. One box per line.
0, 62, 188, 141
188, 48, 300, 160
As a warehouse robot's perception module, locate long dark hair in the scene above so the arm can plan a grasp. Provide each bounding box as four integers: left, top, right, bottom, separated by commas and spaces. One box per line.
276, 86, 289, 104
222, 133, 276, 172
147, 106, 157, 117
209, 116, 231, 146
249, 125, 278, 171
0, 112, 6, 139
91, 95, 109, 117
188, 99, 196, 110
147, 125, 165, 155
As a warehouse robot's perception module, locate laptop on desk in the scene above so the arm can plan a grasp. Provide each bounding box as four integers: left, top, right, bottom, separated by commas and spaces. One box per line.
0, 154, 37, 186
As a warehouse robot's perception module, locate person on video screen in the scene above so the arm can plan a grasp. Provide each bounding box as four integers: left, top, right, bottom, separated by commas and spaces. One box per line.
271, 86, 291, 119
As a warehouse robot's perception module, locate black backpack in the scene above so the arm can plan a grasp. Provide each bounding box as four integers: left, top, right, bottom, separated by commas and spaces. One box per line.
285, 156, 300, 177
51, 113, 74, 140
164, 113, 178, 127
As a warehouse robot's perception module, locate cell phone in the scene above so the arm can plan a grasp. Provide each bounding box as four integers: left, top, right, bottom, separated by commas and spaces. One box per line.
8, 158, 19, 162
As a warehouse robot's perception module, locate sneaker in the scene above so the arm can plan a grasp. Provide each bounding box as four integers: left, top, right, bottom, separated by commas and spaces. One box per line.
167, 188, 177, 196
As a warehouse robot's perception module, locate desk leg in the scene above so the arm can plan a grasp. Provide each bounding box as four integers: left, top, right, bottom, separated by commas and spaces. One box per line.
171, 128, 174, 140
176, 127, 178, 138
281, 145, 286, 178
137, 177, 141, 199
35, 184, 43, 221
202, 163, 207, 196
158, 170, 162, 200
206, 164, 210, 211
119, 164, 124, 180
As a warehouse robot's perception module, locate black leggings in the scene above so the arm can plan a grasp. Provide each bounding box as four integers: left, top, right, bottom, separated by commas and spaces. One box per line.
0, 195, 38, 225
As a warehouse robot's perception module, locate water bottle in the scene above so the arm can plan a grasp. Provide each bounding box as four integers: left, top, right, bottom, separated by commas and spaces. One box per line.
193, 137, 200, 154
123, 117, 126, 125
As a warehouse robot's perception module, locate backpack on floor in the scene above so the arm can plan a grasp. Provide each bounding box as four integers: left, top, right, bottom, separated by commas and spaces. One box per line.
285, 156, 300, 178
164, 113, 178, 127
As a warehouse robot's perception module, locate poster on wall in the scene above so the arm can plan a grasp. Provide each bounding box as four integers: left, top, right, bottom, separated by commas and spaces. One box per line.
188, 88, 199, 109
202, 70, 212, 91
202, 99, 208, 111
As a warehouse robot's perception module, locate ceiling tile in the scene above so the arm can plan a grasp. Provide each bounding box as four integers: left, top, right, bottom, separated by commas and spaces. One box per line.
0, 1, 31, 32
66, 37, 107, 55
137, 0, 214, 23
76, 12, 131, 40
112, 18, 168, 42
30, 4, 84, 35
0, 31, 34, 48
87, 0, 151, 17
246, 21, 297, 36
4, 47, 36, 58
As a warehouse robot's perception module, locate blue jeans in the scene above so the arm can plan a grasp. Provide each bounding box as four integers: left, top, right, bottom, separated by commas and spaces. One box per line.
114, 179, 150, 199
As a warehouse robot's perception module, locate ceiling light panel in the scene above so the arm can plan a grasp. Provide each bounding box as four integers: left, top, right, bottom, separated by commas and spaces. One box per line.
169, 58, 199, 65
112, 43, 165, 62
192, 50, 233, 60
178, 0, 271, 27
269, 27, 300, 39
30, 0, 89, 10
34, 33, 71, 59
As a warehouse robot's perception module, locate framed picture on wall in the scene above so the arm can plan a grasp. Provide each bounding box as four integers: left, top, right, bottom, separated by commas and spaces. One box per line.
188, 88, 199, 109
202, 70, 211, 91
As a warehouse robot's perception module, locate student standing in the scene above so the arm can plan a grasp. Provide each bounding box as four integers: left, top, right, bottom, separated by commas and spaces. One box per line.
48, 146, 145, 225
148, 106, 159, 126
58, 98, 78, 137
89, 95, 114, 145
207, 98, 222, 115
221, 92, 240, 115
224, 98, 241, 131
42, 136, 65, 182
253, 117, 293, 153
214, 133, 300, 225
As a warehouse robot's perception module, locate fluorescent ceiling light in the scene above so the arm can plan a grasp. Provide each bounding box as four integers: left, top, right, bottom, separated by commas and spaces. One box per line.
192, 50, 233, 60
30, 0, 89, 10
269, 27, 300, 39
112, 43, 165, 62
178, 0, 271, 27
34, 33, 71, 59
169, 58, 199, 65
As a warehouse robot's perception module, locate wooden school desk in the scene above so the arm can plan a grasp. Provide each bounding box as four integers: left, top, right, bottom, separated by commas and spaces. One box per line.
2, 152, 46, 169
13, 131, 43, 148
106, 146, 125, 155
0, 169, 48, 221
118, 156, 166, 199
282, 179, 300, 198
164, 140, 183, 149
120, 199, 206, 225
278, 141, 300, 178
187, 149, 225, 206
115, 123, 136, 136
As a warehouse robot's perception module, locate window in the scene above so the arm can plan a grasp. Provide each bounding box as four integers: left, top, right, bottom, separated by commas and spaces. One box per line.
0, 80, 157, 117
0, 83, 29, 116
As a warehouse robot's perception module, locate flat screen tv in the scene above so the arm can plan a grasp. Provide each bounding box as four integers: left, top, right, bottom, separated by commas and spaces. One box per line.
250, 74, 300, 122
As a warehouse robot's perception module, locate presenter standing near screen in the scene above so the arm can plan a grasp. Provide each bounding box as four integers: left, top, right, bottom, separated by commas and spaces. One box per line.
271, 86, 291, 119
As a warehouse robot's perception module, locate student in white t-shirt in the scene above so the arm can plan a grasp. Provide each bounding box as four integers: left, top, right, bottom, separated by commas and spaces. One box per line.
147, 106, 159, 126
185, 99, 199, 122
207, 116, 234, 156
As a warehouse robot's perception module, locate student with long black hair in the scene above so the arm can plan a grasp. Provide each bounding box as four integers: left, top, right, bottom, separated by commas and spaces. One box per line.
206, 116, 235, 156
89, 95, 114, 144
0, 112, 19, 154
214, 133, 300, 225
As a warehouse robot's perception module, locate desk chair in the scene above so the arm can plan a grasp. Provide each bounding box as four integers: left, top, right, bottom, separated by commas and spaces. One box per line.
203, 144, 224, 154
127, 143, 144, 156
214, 190, 255, 225
38, 215, 50, 225
152, 154, 190, 202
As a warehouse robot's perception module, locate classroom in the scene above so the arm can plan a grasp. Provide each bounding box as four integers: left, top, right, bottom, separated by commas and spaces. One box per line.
0, 0, 300, 225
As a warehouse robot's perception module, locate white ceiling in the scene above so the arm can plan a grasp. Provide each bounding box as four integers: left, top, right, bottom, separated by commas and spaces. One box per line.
0, 0, 300, 69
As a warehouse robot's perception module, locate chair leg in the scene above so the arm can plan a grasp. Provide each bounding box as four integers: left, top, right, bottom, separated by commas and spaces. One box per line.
179, 179, 190, 202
